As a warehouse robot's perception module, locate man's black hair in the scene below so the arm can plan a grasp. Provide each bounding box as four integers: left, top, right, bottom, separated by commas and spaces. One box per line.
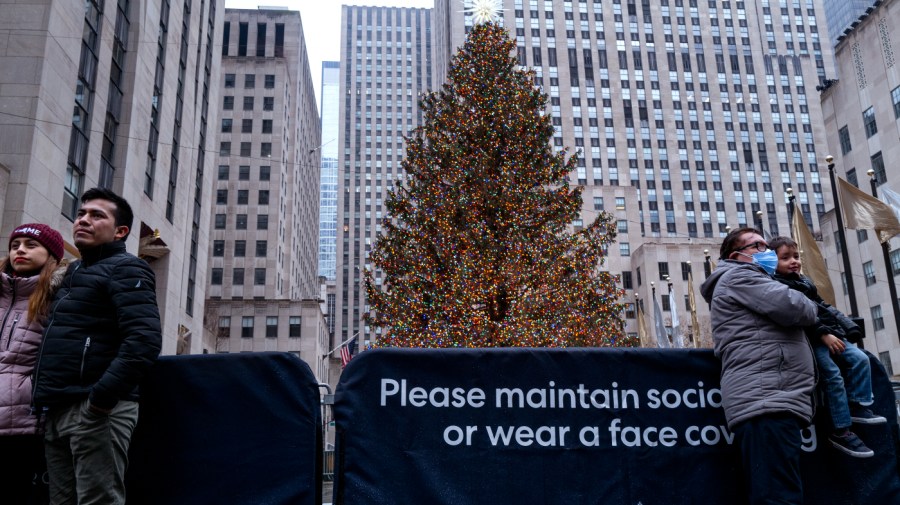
81, 187, 134, 241
719, 227, 763, 260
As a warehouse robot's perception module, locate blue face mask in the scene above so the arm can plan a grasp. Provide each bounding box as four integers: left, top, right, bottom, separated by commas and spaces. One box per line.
751, 249, 778, 276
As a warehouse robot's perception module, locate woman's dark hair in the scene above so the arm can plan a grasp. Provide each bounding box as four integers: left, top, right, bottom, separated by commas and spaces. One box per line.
719, 227, 762, 260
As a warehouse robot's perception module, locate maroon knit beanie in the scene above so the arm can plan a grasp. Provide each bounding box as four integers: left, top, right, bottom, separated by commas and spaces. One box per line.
9, 223, 65, 260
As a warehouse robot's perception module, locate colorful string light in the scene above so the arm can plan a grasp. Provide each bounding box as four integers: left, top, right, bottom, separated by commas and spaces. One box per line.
365, 22, 635, 349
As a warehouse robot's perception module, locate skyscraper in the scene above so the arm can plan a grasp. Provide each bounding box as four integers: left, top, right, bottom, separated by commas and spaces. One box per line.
0, 0, 221, 355
335, 6, 433, 347
821, 0, 875, 46
319, 61, 340, 282
209, 8, 329, 379
339, 1, 837, 347
819, 0, 900, 373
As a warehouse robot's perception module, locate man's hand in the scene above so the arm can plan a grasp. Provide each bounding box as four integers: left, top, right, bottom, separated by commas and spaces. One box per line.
821, 333, 845, 355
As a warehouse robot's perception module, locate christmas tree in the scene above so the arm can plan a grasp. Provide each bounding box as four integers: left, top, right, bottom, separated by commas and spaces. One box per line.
365, 16, 631, 348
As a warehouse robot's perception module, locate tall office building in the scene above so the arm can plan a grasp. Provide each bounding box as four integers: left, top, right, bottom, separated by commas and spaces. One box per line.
0, 0, 222, 355
821, 0, 875, 46
208, 8, 329, 379
319, 61, 340, 282
819, 0, 900, 373
335, 6, 433, 347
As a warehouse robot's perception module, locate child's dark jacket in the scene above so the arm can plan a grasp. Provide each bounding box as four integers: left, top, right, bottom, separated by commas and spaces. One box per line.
773, 272, 862, 341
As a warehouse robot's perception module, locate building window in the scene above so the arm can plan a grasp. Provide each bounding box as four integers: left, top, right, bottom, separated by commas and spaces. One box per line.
237, 22, 248, 56
241, 316, 253, 338
871, 152, 886, 186
681, 262, 691, 281
256, 23, 267, 57
236, 214, 247, 229
624, 303, 636, 319
872, 305, 885, 331
615, 197, 626, 210
864, 261, 876, 286
221, 118, 232, 133
239, 165, 250, 180
880, 351, 894, 376
254, 268, 266, 285
240, 142, 251, 157
217, 165, 229, 180
890, 248, 900, 275
289, 316, 301, 337
265, 74, 275, 88
263, 97, 274, 110
621, 271, 633, 290
259, 190, 269, 205
233, 268, 245, 285
262, 119, 273, 134
658, 262, 669, 280
593, 197, 604, 211
258, 215, 269, 229
266, 316, 278, 338
234, 240, 246, 257
893, 86, 900, 119
241, 119, 253, 133
211, 268, 223, 285
237, 190, 249, 204
219, 142, 231, 156
256, 240, 267, 257
857, 229, 868, 243
619, 243, 630, 256
243, 96, 254, 110
213, 240, 224, 256
224, 73, 235, 88
260, 166, 271, 180
216, 189, 227, 204
244, 74, 255, 88
214, 214, 226, 229
261, 143, 272, 157
838, 126, 851, 154
223, 96, 234, 110
218, 317, 231, 338
617, 220, 628, 233
863, 107, 877, 138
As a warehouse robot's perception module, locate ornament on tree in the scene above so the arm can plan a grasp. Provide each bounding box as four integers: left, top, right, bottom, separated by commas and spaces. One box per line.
365, 18, 631, 349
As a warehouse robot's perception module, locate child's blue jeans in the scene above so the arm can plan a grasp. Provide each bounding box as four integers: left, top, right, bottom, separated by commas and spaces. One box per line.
813, 339, 873, 430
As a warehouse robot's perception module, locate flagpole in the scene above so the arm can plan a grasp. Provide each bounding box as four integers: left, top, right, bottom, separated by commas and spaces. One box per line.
827, 154, 860, 317
867, 169, 900, 341
755, 210, 765, 237
325, 331, 360, 357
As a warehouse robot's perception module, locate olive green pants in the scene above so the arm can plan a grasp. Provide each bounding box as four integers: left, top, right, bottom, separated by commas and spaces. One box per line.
43, 399, 139, 505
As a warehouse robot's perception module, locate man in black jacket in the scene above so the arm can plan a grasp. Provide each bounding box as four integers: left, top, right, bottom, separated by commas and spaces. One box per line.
33, 188, 162, 505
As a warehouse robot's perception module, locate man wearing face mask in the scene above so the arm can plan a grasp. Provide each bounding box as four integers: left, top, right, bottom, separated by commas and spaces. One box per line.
700, 227, 818, 505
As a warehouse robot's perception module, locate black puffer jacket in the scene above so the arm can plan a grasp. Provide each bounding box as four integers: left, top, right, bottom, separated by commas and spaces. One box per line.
773, 272, 862, 341
32, 241, 162, 410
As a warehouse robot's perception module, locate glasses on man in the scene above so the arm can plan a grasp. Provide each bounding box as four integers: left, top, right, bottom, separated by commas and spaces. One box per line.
736, 241, 768, 253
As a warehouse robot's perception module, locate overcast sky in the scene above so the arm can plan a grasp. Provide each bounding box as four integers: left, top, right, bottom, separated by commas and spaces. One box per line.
224, 0, 435, 106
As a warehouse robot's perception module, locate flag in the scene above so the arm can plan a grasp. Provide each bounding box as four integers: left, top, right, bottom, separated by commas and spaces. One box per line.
340, 345, 351, 368
636, 300, 651, 348
669, 288, 684, 348
653, 294, 670, 348
838, 177, 900, 243
791, 201, 836, 306
687, 270, 701, 348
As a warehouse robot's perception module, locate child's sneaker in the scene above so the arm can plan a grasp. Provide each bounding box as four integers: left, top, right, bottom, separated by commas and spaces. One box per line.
850, 405, 887, 425
829, 431, 874, 458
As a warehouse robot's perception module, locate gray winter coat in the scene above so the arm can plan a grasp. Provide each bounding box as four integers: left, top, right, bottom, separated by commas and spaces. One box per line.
700, 260, 818, 429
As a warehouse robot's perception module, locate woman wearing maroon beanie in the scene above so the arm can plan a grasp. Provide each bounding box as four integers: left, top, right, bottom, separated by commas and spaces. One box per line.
0, 223, 66, 504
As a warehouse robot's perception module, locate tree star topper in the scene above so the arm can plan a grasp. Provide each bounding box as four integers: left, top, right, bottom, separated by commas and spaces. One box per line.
463, 0, 503, 25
